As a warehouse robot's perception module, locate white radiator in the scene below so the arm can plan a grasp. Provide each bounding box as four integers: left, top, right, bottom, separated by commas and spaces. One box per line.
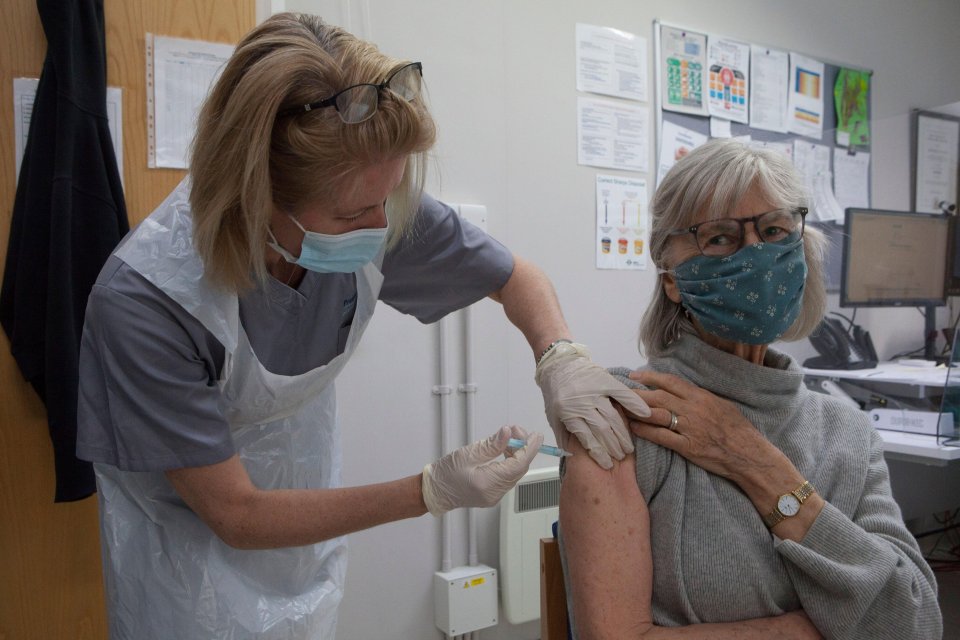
499, 466, 561, 624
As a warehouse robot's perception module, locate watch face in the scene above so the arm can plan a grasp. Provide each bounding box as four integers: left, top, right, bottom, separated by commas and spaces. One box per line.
777, 494, 801, 517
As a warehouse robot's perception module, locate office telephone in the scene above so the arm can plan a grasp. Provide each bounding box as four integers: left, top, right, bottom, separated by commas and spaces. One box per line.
803, 316, 878, 370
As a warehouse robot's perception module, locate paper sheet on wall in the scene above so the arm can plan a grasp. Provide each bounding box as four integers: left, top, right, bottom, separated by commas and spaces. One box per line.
148, 33, 234, 169
792, 140, 831, 189
577, 96, 650, 173
596, 174, 648, 270
575, 23, 647, 102
710, 117, 732, 138
748, 45, 789, 133
915, 115, 959, 213
748, 139, 793, 161
659, 26, 707, 116
832, 149, 870, 213
657, 120, 707, 185
706, 37, 749, 123
14, 77, 123, 186
793, 140, 836, 221
787, 53, 824, 139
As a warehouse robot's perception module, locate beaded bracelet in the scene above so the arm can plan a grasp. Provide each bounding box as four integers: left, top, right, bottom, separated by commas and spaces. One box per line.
536, 338, 573, 366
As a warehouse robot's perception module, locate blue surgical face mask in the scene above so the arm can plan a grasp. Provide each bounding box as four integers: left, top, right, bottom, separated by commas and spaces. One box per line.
267, 215, 389, 274
661, 240, 807, 345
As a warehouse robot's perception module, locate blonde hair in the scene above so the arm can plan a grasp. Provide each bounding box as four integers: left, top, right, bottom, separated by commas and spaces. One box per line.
639, 139, 827, 357
190, 12, 436, 291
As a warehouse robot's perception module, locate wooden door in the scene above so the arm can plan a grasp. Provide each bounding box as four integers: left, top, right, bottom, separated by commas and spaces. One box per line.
0, 2, 254, 637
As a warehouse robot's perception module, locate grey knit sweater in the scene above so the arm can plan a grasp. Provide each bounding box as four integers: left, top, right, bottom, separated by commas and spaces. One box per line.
596, 335, 941, 639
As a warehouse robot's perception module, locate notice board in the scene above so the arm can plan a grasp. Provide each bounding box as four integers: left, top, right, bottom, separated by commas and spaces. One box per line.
652, 19, 873, 225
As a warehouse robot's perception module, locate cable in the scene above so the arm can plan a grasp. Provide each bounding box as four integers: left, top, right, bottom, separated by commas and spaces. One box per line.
941, 310, 960, 361
920, 509, 960, 570
829, 309, 858, 331
889, 345, 928, 360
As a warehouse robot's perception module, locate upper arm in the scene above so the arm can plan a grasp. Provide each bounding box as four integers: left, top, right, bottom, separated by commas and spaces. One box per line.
76, 263, 234, 471
379, 194, 514, 322
560, 438, 653, 639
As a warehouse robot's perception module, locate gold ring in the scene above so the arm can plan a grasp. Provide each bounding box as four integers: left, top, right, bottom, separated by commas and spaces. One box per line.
669, 412, 679, 431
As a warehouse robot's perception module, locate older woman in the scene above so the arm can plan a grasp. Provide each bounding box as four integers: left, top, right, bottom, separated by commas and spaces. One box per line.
560, 139, 941, 639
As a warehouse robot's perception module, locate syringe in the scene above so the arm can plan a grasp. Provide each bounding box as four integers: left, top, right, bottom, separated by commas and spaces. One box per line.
507, 438, 572, 458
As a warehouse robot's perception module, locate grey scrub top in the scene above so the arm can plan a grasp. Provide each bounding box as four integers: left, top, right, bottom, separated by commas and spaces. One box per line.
76, 194, 514, 471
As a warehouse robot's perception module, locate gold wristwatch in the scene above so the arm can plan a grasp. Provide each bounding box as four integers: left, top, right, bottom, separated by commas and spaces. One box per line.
763, 480, 815, 528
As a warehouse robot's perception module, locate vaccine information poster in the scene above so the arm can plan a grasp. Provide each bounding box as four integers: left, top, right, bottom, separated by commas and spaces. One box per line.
706, 37, 750, 123
659, 26, 707, 116
596, 174, 649, 270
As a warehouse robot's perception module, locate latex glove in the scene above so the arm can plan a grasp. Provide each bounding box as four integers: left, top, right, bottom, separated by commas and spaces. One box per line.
535, 342, 651, 469
422, 425, 544, 517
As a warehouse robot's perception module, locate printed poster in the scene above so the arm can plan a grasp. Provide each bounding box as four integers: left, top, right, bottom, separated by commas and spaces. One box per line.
749, 45, 789, 133
787, 53, 825, 139
833, 149, 871, 212
576, 23, 647, 102
915, 115, 960, 213
596, 174, 649, 270
706, 37, 749, 124
657, 120, 707, 185
577, 96, 650, 173
659, 26, 707, 116
150, 34, 234, 169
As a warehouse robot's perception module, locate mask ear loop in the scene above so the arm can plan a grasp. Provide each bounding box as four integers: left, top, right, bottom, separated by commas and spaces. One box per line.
655, 263, 691, 343
265, 226, 300, 264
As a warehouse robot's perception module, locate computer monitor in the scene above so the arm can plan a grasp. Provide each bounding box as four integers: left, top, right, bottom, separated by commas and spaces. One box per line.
947, 216, 960, 296
840, 208, 949, 308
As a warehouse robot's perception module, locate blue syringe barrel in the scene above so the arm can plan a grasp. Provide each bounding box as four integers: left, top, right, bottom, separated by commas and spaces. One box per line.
507, 437, 572, 457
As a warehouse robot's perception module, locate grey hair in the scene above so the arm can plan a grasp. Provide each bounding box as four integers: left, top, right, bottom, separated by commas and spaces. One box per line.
639, 138, 827, 357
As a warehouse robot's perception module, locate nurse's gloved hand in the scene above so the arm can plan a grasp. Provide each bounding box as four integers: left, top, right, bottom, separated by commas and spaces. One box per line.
535, 341, 651, 470
421, 426, 543, 517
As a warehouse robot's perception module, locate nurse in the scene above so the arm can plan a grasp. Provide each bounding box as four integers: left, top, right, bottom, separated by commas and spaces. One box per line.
76, 12, 649, 639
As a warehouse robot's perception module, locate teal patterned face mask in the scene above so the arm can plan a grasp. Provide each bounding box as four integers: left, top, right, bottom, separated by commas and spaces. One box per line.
662, 240, 807, 345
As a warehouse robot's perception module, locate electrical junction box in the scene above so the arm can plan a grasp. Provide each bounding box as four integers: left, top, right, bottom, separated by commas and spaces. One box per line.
433, 565, 498, 636
449, 202, 488, 233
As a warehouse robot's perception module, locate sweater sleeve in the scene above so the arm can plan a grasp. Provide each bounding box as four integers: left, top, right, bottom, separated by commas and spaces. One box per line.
775, 430, 942, 640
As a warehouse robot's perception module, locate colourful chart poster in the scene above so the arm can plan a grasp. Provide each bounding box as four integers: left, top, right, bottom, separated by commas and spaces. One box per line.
660, 26, 707, 116
706, 37, 749, 124
834, 68, 871, 147
596, 174, 648, 270
787, 53, 825, 139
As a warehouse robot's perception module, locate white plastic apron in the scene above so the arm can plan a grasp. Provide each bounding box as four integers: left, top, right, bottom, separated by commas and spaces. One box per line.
95, 178, 383, 639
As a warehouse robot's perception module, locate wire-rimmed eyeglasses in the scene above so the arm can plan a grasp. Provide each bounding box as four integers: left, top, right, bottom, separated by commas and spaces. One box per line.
667, 207, 808, 257
279, 61, 423, 124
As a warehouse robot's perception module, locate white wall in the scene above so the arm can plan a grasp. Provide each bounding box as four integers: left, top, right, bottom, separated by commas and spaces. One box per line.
274, 1, 960, 638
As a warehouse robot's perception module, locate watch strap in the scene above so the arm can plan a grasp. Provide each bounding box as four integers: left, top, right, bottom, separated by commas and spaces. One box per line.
793, 480, 815, 503
762, 480, 815, 529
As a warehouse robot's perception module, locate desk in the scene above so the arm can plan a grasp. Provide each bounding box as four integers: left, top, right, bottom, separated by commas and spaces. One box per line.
876, 431, 960, 520
804, 362, 957, 400
804, 363, 960, 520
878, 430, 960, 465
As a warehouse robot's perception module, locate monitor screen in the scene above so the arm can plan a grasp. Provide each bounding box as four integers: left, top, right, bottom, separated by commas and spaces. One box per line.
840, 208, 949, 307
